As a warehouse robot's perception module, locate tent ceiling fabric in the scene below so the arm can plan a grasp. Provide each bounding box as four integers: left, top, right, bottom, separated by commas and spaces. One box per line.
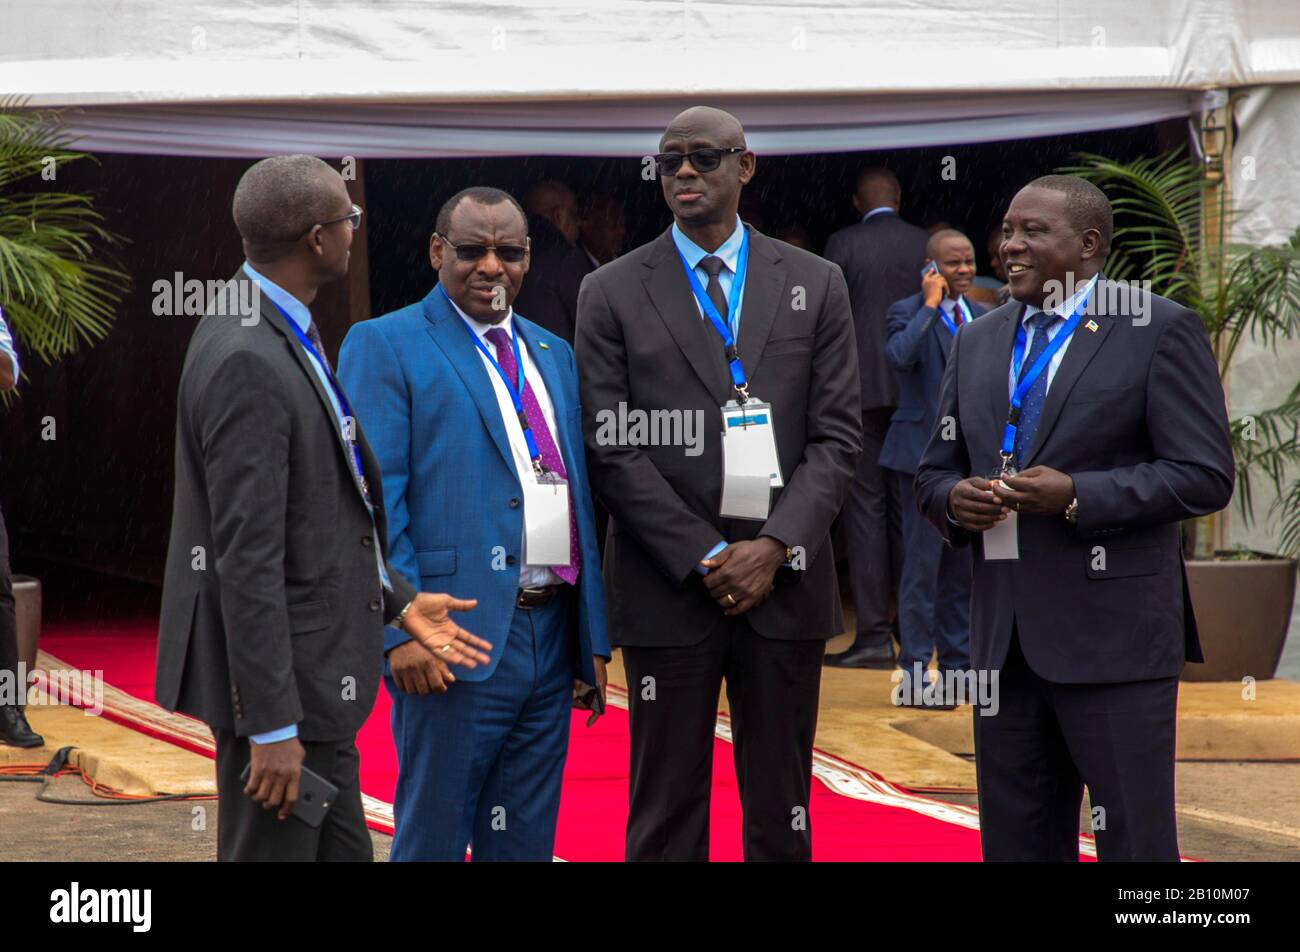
2, 0, 1297, 156
4, 0, 1299, 108
46, 91, 1199, 158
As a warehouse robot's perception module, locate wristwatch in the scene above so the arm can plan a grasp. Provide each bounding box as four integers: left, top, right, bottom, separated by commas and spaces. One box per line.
1064, 497, 1079, 525
394, 599, 416, 629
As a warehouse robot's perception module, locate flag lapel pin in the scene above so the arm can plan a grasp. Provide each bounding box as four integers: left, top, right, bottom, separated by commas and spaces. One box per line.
538, 341, 550, 349
1085, 320, 1100, 333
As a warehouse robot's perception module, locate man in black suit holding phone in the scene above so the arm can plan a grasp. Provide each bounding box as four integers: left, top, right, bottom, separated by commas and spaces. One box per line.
576, 107, 861, 861
157, 155, 491, 861
915, 176, 1233, 860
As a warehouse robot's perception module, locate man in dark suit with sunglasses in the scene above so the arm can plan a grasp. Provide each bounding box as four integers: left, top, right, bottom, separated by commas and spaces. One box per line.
575, 107, 862, 861
339, 186, 609, 861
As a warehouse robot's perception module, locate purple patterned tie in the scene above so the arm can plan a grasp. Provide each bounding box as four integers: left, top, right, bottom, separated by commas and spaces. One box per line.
484, 326, 580, 585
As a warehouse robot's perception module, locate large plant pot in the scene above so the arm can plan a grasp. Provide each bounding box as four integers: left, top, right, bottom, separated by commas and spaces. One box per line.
14, 575, 41, 682
1182, 556, 1296, 682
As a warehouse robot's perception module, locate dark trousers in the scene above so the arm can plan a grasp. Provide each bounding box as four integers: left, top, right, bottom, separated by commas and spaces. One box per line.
892, 469, 971, 671
622, 619, 825, 861
213, 729, 372, 862
0, 505, 17, 693
973, 630, 1181, 862
388, 592, 573, 862
842, 408, 902, 647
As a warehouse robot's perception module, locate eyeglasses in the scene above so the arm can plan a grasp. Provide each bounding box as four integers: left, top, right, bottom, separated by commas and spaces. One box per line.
318, 203, 363, 231
436, 234, 530, 264
653, 147, 746, 176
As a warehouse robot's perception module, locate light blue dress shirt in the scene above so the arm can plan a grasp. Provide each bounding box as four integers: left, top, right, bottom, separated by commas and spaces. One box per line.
671, 215, 748, 334
0, 304, 19, 380
1007, 273, 1100, 398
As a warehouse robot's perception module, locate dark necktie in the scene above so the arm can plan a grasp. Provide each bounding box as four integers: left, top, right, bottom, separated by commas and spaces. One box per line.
484, 326, 580, 585
699, 255, 729, 324
305, 320, 333, 375
1013, 311, 1058, 468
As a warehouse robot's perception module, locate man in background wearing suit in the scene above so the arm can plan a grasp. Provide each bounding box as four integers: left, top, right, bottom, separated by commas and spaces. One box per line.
339, 186, 609, 862
157, 156, 491, 862
511, 180, 590, 345
576, 107, 861, 861
823, 168, 929, 668
915, 176, 1234, 860
880, 229, 986, 707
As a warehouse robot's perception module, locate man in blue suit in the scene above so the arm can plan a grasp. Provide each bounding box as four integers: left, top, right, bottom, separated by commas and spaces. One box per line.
880, 230, 986, 706
338, 186, 610, 861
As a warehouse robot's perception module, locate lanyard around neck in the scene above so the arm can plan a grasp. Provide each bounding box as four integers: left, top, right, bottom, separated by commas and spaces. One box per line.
443, 285, 543, 466
998, 288, 1093, 466
938, 297, 971, 337
677, 228, 751, 402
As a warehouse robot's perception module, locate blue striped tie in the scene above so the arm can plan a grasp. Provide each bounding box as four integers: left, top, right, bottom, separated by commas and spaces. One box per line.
1013, 312, 1058, 468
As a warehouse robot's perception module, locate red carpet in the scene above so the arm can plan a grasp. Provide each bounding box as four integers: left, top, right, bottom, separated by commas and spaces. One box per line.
36, 619, 1099, 861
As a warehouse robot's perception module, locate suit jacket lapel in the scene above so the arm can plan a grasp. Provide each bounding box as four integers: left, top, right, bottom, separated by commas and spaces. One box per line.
642, 228, 732, 405
734, 227, 783, 382
247, 267, 369, 507
988, 301, 1024, 432
933, 301, 955, 361
421, 287, 516, 475
1023, 276, 1113, 467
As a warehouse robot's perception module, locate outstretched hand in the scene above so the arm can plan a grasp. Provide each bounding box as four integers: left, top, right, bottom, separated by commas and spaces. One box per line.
399, 593, 492, 669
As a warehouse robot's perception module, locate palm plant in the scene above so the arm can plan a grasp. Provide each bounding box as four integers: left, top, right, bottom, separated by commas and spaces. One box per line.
0, 99, 129, 378
1063, 150, 1300, 558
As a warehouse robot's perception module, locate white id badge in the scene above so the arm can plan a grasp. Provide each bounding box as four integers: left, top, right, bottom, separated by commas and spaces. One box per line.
720, 399, 782, 521
982, 503, 1020, 561
522, 469, 571, 565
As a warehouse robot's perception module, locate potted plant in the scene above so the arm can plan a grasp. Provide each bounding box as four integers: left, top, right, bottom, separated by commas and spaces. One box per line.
1, 99, 129, 680
1067, 150, 1298, 682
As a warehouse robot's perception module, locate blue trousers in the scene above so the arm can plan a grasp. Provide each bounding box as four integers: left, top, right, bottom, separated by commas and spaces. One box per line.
892, 468, 972, 672
387, 593, 574, 862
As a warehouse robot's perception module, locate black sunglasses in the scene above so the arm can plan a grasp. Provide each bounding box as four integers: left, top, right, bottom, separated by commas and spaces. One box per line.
436, 234, 530, 264
653, 147, 746, 176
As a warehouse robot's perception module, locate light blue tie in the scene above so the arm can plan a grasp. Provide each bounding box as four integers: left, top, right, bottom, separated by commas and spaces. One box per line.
1014, 312, 1057, 468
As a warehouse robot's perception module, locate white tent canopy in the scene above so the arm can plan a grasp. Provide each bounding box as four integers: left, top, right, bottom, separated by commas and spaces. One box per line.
2, 0, 1299, 157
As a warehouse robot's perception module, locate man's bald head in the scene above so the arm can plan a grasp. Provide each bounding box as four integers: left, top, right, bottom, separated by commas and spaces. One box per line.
659, 105, 747, 151
233, 155, 348, 263
853, 166, 901, 214
657, 106, 755, 237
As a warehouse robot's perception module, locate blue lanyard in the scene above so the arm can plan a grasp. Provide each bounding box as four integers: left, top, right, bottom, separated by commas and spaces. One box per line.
999, 289, 1093, 461
443, 286, 544, 465
677, 230, 751, 402
938, 297, 971, 337
275, 302, 368, 486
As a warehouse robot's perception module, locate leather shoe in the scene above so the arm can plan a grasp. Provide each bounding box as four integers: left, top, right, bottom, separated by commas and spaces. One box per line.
0, 705, 44, 748
824, 641, 895, 669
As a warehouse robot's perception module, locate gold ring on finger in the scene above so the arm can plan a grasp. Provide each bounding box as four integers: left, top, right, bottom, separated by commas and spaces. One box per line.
726, 593, 737, 606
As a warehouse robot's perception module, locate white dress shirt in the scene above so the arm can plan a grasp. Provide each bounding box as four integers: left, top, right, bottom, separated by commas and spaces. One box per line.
449, 298, 563, 588
1008, 273, 1100, 397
